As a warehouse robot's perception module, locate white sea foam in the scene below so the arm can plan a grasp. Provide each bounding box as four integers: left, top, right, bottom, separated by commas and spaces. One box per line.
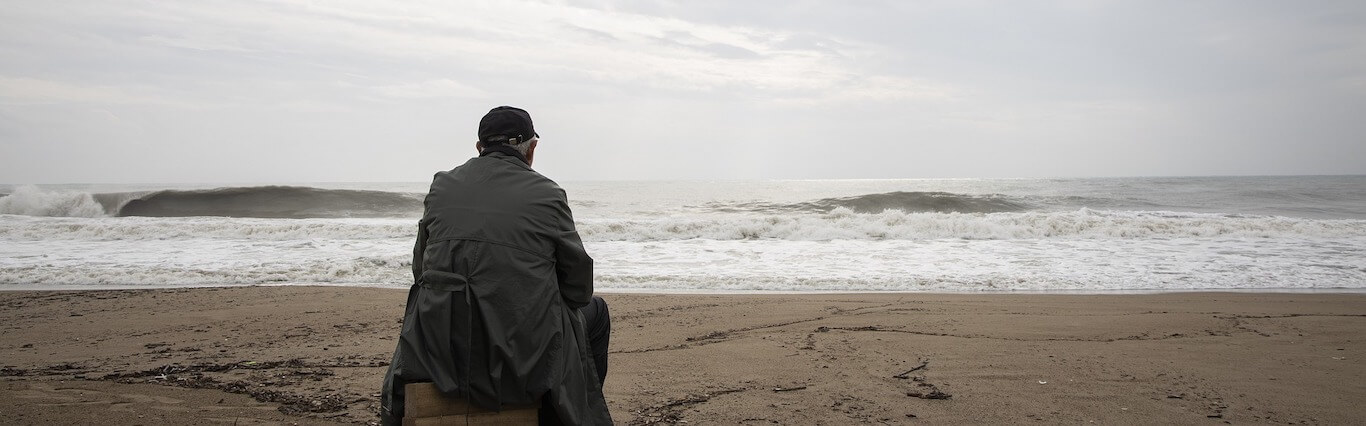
0, 236, 413, 287
4, 235, 1362, 291
0, 186, 106, 217
0, 215, 415, 241
588, 238, 1366, 292
4, 178, 1366, 292
5, 209, 1363, 243
3, 210, 1363, 291
576, 208, 1366, 241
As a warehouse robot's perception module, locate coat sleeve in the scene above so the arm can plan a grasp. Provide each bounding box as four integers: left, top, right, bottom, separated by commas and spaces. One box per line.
412, 218, 429, 285
552, 191, 594, 309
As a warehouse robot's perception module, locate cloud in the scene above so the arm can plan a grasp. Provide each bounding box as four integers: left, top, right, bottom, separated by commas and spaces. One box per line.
3, 0, 1363, 182
3, 0, 955, 105
362, 79, 487, 100
558, 23, 620, 42
139, 34, 258, 53
0, 76, 195, 107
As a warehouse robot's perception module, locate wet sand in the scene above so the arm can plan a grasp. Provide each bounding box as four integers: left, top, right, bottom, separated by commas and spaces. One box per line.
1, 286, 1363, 424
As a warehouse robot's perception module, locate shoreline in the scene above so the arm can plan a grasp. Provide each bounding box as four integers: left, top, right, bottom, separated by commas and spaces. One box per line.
2, 286, 1363, 424
5, 282, 1366, 295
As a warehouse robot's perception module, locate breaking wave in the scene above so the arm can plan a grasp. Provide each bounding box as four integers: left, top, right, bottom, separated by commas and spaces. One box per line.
117, 186, 423, 218
0, 257, 413, 288
0, 186, 106, 217
0, 185, 424, 218
712, 191, 1032, 214
3, 188, 1035, 219
5, 208, 1364, 243
0, 216, 415, 241
578, 208, 1366, 241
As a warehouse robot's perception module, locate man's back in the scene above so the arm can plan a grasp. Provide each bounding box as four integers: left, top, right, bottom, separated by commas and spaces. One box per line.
380, 107, 610, 426
423, 152, 594, 309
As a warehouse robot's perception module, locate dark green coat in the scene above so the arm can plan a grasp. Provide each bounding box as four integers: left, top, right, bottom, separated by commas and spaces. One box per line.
380, 152, 610, 425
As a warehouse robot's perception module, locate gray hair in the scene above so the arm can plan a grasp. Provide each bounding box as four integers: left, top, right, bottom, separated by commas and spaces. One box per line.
504, 136, 535, 157
482, 136, 536, 157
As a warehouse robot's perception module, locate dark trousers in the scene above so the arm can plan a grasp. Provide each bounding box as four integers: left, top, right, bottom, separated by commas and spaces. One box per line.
541, 296, 610, 425
580, 296, 610, 386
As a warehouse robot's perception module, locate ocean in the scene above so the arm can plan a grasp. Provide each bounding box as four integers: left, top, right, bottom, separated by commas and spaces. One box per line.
2, 176, 1364, 293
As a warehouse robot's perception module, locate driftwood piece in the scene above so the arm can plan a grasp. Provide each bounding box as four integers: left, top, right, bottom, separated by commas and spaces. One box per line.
906, 389, 952, 400
893, 360, 930, 379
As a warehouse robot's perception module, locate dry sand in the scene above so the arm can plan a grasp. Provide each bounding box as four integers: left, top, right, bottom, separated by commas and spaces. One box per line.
1, 286, 1363, 425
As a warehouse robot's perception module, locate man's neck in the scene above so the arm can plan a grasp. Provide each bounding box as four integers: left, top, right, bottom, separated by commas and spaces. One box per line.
479, 145, 530, 166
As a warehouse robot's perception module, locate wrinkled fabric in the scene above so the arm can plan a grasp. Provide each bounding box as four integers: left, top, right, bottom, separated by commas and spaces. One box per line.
380, 152, 611, 425
580, 296, 610, 386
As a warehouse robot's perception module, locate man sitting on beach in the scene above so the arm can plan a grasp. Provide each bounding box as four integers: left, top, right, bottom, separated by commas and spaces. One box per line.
379, 106, 612, 425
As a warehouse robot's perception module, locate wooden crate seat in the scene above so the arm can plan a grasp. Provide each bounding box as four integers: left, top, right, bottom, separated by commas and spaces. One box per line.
402, 382, 540, 425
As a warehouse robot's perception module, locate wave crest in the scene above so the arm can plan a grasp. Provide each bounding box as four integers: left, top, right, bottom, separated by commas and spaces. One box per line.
579, 208, 1366, 241
117, 186, 422, 218
0, 216, 414, 241
0, 186, 107, 217
713, 191, 1031, 214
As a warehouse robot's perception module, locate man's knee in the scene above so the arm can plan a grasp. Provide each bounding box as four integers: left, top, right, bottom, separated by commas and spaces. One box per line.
590, 296, 608, 318
584, 296, 610, 336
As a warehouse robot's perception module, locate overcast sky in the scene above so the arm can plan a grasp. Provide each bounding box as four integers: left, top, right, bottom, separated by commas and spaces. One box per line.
1, 0, 1364, 183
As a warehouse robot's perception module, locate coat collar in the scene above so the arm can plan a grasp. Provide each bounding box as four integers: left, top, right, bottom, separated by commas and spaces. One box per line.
479, 147, 530, 169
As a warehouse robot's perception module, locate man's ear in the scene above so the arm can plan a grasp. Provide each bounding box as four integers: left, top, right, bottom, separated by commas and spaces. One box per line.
525, 139, 538, 167
474, 141, 482, 154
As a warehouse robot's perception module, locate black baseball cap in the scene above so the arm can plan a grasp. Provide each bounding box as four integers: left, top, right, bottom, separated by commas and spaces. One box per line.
478, 106, 537, 145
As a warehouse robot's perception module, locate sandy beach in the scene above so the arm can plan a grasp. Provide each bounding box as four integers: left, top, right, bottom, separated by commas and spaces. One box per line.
1, 287, 1363, 425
